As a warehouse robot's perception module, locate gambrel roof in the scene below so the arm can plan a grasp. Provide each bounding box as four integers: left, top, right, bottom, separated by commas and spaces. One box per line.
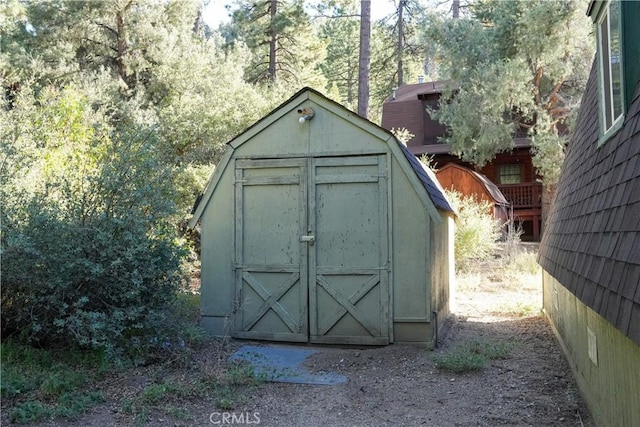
397, 142, 453, 212
538, 65, 640, 345
436, 163, 509, 207
190, 87, 453, 228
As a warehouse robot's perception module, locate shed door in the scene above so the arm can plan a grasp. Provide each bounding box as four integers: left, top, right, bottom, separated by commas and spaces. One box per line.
234, 158, 309, 342
234, 155, 389, 345
309, 156, 389, 345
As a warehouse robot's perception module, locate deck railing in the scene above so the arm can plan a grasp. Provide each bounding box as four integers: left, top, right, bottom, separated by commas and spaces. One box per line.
498, 182, 543, 209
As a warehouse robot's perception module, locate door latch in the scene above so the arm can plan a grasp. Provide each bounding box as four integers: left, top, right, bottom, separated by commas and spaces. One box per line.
300, 235, 315, 246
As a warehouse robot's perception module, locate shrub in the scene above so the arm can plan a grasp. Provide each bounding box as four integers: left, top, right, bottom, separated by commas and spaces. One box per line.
433, 340, 513, 373
445, 190, 501, 272
1, 341, 108, 424
0, 84, 187, 353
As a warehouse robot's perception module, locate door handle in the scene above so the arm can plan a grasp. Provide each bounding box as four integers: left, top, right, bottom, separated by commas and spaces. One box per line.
300, 235, 315, 246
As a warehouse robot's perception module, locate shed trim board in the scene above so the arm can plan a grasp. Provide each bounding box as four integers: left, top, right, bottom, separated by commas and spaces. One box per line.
385, 151, 394, 341
192, 87, 453, 345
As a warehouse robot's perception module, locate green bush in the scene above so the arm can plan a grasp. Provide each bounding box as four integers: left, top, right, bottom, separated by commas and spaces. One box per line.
1, 341, 108, 424
445, 190, 501, 272
500, 249, 541, 278
0, 85, 187, 353
433, 340, 513, 373
433, 347, 486, 373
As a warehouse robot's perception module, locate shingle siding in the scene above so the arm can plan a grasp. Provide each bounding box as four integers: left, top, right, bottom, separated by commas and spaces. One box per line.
538, 60, 640, 346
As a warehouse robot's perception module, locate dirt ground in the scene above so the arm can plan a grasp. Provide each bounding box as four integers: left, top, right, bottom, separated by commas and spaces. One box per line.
27, 247, 594, 427
222, 252, 593, 427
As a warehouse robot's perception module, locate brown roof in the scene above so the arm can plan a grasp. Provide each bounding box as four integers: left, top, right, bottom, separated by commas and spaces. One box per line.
386, 80, 455, 103
436, 163, 509, 206
538, 63, 640, 345
415, 138, 533, 156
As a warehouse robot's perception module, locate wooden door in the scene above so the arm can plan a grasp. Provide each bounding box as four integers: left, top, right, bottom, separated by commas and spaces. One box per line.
234, 155, 390, 345
309, 156, 390, 345
234, 159, 309, 342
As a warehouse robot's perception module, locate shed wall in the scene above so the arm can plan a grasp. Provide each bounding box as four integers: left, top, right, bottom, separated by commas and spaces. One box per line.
200, 166, 235, 334
390, 155, 432, 343
431, 214, 454, 345
307, 103, 390, 156
198, 93, 448, 345
543, 271, 640, 427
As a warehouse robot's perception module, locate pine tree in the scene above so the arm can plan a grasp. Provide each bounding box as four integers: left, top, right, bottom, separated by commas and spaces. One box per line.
426, 0, 594, 184
225, 0, 321, 85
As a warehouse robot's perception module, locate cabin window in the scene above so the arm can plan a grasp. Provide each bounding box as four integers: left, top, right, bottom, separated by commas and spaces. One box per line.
498, 164, 522, 184
597, 0, 624, 137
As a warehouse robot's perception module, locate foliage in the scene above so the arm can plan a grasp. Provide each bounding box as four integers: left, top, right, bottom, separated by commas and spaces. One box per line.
391, 127, 415, 145
224, 0, 325, 86
0, 83, 186, 352
313, 0, 414, 120
418, 153, 438, 173
118, 360, 265, 424
1, 0, 283, 167
493, 301, 538, 318
501, 249, 541, 278
502, 216, 524, 261
433, 339, 513, 373
529, 115, 567, 186
445, 190, 501, 272
316, 1, 360, 110
1, 293, 209, 424
8, 0, 204, 90
1, 341, 108, 424
426, 0, 594, 183
371, 0, 428, 87
0, 0, 292, 356
151, 37, 288, 166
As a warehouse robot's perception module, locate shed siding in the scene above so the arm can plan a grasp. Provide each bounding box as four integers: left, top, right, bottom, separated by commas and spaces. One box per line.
310, 105, 389, 155
200, 169, 235, 332
194, 88, 453, 346
232, 110, 309, 158
391, 155, 430, 333
543, 271, 640, 427
437, 165, 493, 203
430, 215, 454, 346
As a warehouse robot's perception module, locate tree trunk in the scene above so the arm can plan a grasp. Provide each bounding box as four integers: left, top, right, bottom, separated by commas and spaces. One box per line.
541, 183, 556, 238
397, 0, 404, 87
115, 1, 134, 86
357, 0, 371, 119
268, 0, 278, 81
452, 0, 460, 18
193, 3, 203, 34
116, 10, 127, 83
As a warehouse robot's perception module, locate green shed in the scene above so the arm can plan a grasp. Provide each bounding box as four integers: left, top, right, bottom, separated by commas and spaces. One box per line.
189, 88, 455, 347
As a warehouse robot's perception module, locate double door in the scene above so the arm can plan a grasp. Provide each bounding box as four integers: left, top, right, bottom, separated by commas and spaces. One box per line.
234, 155, 389, 345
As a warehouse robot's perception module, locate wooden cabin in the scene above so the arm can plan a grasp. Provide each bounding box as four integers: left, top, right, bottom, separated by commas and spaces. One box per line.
538, 1, 640, 425
190, 88, 455, 347
381, 82, 542, 240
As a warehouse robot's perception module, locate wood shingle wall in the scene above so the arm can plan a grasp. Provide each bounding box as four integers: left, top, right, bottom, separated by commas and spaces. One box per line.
538, 64, 640, 345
